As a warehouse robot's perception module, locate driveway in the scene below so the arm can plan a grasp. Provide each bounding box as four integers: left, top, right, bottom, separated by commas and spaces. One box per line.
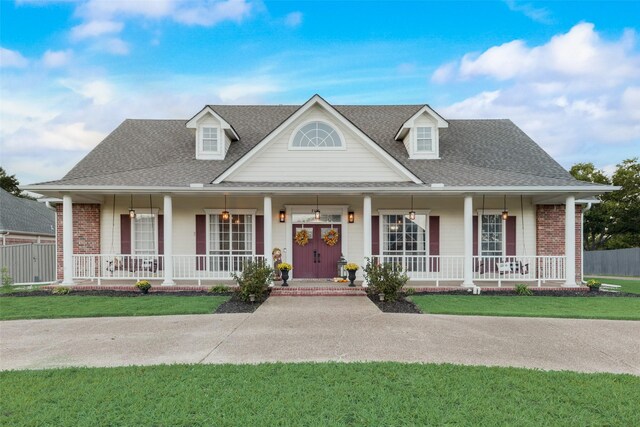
1, 297, 639, 374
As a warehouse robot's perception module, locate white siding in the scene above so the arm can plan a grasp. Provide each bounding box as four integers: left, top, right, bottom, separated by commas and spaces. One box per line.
227, 105, 409, 182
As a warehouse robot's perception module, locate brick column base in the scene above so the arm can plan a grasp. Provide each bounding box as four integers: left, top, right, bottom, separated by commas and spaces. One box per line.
56, 204, 101, 280
536, 204, 582, 283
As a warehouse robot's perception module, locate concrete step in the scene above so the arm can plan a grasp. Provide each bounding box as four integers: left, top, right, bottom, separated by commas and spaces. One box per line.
270, 286, 367, 297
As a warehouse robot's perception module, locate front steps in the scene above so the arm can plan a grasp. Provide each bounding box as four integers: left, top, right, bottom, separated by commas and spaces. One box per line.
270, 286, 367, 297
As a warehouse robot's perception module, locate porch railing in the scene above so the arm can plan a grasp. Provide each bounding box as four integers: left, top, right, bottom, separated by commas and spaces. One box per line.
72, 254, 267, 284
371, 255, 566, 286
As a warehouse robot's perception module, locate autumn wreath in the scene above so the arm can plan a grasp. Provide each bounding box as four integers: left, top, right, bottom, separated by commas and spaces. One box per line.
322, 229, 339, 246
294, 229, 310, 246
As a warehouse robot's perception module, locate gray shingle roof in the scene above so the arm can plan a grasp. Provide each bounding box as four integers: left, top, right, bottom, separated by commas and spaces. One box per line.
32, 104, 593, 188
0, 189, 55, 235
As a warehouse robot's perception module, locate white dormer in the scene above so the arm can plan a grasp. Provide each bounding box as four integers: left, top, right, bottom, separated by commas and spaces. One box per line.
186, 106, 239, 160
395, 105, 448, 159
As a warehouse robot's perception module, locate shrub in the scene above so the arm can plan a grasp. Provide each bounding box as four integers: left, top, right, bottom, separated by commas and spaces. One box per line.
278, 263, 293, 271
208, 284, 230, 294
231, 259, 273, 302
52, 286, 70, 295
515, 284, 533, 296
586, 279, 601, 290
363, 260, 408, 302
135, 280, 152, 294
1, 266, 12, 290
404, 287, 416, 296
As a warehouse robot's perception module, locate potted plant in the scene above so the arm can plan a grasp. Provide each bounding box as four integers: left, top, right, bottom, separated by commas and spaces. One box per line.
135, 280, 151, 294
586, 279, 601, 293
345, 263, 359, 287
278, 263, 293, 286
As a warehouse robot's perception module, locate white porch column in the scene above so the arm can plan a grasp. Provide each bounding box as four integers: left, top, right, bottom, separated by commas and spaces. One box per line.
263, 195, 272, 261
161, 194, 175, 286
363, 195, 372, 266
462, 195, 475, 287
62, 194, 74, 285
563, 195, 577, 287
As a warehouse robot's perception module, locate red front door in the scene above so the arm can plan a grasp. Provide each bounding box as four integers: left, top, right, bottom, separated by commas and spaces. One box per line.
292, 224, 342, 278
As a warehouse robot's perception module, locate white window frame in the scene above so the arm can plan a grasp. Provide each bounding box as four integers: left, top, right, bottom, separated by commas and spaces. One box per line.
288, 120, 347, 151
476, 209, 506, 258
204, 209, 257, 257
414, 126, 434, 153
131, 208, 159, 255
378, 210, 431, 257
197, 126, 224, 160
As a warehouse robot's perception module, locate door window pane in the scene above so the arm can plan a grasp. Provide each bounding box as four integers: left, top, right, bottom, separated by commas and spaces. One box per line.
134, 214, 156, 255
481, 214, 503, 257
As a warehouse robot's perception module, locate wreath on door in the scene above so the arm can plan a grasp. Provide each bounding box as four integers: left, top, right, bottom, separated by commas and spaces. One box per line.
294, 229, 310, 246
322, 229, 339, 246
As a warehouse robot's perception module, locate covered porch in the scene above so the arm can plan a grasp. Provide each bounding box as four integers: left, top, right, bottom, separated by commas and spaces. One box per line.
55, 188, 581, 288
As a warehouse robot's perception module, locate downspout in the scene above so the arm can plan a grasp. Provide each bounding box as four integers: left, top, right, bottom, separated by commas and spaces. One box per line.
581, 202, 592, 284
1, 232, 9, 246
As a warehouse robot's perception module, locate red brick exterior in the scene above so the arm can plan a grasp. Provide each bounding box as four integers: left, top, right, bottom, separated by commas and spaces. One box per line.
536, 204, 582, 283
56, 204, 101, 280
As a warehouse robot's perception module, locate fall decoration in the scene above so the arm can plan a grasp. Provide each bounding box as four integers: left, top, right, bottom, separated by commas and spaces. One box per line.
322, 228, 339, 246
294, 229, 309, 246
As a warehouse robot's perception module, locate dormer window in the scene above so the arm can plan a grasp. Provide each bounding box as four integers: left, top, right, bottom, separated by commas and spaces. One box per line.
201, 127, 219, 152
415, 127, 433, 152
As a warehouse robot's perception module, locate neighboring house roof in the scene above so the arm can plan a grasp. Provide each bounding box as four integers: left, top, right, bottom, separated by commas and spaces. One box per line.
29, 104, 600, 189
0, 188, 55, 236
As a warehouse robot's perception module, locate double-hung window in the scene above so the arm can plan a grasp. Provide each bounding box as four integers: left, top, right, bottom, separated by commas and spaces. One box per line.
201, 127, 219, 153
415, 127, 433, 152
480, 214, 504, 257
381, 213, 427, 271
208, 213, 254, 271
133, 214, 157, 255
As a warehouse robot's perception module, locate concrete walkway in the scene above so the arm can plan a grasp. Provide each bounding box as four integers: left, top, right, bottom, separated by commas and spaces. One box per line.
1, 297, 639, 374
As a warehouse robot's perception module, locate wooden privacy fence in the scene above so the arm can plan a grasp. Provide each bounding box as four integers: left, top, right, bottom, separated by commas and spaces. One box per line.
0, 243, 56, 284
584, 247, 640, 277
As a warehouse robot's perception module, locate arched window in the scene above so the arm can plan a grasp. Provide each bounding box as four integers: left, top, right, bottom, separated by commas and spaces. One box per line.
290, 121, 344, 149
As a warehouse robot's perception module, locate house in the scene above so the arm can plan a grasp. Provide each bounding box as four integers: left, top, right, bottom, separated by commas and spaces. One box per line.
0, 188, 55, 245
24, 95, 616, 287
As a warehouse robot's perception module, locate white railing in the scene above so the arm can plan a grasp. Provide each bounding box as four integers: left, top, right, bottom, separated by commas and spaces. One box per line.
372, 255, 465, 283
371, 255, 566, 286
72, 254, 266, 283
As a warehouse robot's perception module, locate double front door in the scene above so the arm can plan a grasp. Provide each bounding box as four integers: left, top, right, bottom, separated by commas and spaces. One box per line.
292, 224, 342, 278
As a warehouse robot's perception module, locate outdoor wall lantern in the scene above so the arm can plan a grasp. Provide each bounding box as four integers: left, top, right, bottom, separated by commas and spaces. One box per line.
348, 211, 355, 223
279, 210, 286, 223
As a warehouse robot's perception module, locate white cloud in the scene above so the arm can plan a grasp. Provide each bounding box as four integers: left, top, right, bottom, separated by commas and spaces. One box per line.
42, 49, 73, 68
504, 0, 552, 24
70, 20, 123, 40
217, 82, 281, 102
60, 79, 115, 105
101, 38, 130, 55
434, 23, 640, 167
284, 11, 303, 28
0, 47, 29, 68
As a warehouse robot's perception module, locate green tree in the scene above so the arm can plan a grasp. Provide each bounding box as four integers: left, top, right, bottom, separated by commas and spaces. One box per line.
0, 167, 24, 197
570, 158, 640, 250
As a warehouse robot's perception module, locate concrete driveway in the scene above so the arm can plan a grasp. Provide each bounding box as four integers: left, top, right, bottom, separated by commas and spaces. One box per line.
1, 297, 639, 374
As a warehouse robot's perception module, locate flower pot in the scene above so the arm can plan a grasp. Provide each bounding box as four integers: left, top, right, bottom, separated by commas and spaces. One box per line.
249, 294, 256, 302
378, 293, 385, 302
281, 270, 289, 286
588, 287, 599, 293
348, 270, 356, 287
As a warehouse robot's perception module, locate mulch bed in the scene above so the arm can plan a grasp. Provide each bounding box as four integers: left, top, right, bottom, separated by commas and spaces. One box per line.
367, 294, 422, 313
1, 290, 227, 297
214, 293, 265, 313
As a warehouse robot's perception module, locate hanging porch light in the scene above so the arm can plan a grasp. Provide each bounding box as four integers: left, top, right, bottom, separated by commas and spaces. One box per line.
409, 195, 416, 221
502, 195, 509, 221
129, 194, 136, 219
314, 195, 321, 220
222, 194, 230, 221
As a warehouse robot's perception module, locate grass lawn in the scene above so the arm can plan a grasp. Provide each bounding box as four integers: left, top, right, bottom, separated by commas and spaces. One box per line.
0, 295, 229, 320
411, 295, 640, 320
585, 277, 640, 294
1, 363, 638, 426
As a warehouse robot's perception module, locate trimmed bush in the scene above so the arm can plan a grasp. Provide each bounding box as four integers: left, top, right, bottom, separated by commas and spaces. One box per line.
363, 260, 408, 302
208, 284, 230, 294
135, 280, 152, 294
51, 286, 71, 295
232, 259, 273, 302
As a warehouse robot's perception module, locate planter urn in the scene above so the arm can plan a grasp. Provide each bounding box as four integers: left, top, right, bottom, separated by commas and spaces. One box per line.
347, 270, 357, 287
588, 286, 599, 293
281, 270, 289, 286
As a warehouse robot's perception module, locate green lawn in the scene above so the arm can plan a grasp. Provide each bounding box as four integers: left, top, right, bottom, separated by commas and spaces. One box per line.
0, 295, 229, 320
411, 295, 640, 320
585, 277, 640, 294
1, 363, 638, 426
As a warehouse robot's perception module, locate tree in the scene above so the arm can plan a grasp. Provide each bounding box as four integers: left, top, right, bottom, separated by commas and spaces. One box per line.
0, 167, 24, 197
570, 158, 640, 250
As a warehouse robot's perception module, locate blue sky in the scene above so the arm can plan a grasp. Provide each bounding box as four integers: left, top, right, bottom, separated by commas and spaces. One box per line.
1, 0, 639, 185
